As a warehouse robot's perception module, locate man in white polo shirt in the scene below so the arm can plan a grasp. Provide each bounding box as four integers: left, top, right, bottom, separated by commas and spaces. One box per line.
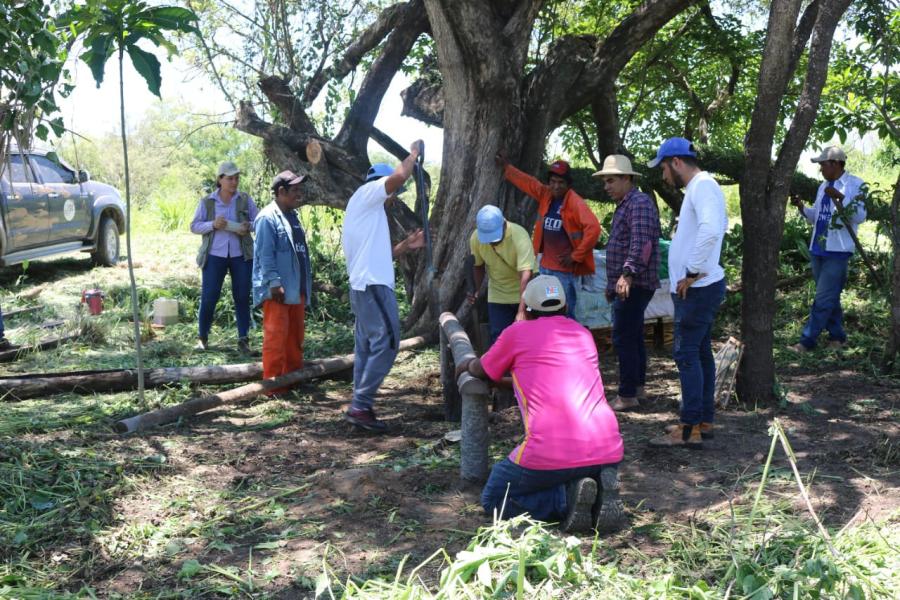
646, 137, 727, 450
342, 140, 425, 433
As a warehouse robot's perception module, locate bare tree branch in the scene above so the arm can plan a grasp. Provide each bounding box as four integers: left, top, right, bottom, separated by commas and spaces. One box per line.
773, 0, 854, 188
303, 1, 417, 106
335, 0, 429, 156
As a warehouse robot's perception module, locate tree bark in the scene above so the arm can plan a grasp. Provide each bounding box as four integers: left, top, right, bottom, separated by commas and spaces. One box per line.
0, 363, 268, 401
737, 0, 853, 404
884, 170, 900, 371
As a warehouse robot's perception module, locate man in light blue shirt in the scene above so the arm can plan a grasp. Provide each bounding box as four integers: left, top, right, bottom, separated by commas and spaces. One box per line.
789, 146, 867, 352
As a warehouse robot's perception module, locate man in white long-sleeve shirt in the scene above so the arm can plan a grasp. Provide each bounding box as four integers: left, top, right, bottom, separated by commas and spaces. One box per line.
646, 138, 727, 449
788, 146, 866, 353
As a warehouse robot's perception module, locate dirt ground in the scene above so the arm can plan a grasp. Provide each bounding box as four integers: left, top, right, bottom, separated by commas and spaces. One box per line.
69, 345, 898, 597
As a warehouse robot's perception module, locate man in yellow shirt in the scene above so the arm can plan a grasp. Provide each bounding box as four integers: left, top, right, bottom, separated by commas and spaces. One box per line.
468, 205, 536, 343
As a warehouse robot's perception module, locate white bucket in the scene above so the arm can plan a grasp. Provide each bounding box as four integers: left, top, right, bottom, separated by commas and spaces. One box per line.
153, 298, 179, 326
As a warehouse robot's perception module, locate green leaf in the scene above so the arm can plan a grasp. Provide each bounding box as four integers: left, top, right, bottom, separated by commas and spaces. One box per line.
126, 43, 162, 97
143, 6, 199, 34
178, 559, 203, 579
83, 35, 114, 87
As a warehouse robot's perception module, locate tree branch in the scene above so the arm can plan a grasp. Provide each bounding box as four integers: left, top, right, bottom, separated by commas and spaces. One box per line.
303, 1, 418, 106
335, 0, 428, 156
400, 78, 444, 126
258, 75, 318, 135
773, 0, 854, 187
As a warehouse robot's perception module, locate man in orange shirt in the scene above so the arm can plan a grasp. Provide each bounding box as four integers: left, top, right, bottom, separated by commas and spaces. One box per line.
496, 152, 601, 317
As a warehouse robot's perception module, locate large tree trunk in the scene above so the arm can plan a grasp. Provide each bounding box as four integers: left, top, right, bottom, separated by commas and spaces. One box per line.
737, 0, 853, 404
884, 171, 900, 371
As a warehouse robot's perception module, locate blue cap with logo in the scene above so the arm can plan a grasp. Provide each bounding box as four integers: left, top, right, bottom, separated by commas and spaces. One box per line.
476, 205, 505, 244
647, 137, 697, 168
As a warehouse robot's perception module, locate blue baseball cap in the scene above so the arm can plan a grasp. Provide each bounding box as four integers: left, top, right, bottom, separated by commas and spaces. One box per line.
476, 205, 505, 244
365, 162, 405, 194
647, 137, 697, 168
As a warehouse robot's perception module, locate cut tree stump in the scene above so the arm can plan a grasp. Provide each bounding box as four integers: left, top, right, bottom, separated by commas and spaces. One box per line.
115, 336, 428, 433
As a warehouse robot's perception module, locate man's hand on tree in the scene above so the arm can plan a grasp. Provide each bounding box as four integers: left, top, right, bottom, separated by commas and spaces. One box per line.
405, 229, 425, 250
495, 150, 509, 170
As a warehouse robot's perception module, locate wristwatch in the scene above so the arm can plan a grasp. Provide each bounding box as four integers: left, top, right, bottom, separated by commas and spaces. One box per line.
685, 271, 700, 279
622, 268, 634, 278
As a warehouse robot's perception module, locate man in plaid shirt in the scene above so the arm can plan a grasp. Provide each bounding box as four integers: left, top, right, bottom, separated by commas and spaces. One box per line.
593, 155, 660, 411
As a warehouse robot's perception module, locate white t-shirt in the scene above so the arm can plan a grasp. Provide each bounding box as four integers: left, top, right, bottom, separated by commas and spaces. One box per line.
342, 179, 394, 291
668, 171, 727, 293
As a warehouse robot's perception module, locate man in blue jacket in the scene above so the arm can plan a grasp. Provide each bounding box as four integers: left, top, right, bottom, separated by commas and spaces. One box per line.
789, 146, 867, 352
252, 171, 313, 394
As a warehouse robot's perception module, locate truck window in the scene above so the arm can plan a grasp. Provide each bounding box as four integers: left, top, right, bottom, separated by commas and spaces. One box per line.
2, 155, 37, 183
32, 155, 76, 184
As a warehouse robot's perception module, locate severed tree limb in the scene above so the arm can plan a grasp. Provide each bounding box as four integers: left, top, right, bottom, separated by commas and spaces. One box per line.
115, 336, 429, 433
400, 78, 444, 126
258, 76, 318, 135
0, 363, 267, 401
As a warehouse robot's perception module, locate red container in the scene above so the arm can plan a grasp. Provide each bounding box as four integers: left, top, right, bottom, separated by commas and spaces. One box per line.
82, 289, 104, 315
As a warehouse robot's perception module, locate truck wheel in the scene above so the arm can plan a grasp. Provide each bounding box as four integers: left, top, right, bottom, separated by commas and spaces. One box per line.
92, 216, 120, 267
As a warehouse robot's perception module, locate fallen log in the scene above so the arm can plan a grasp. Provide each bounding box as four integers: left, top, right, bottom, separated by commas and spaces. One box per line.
0, 363, 266, 401
115, 336, 429, 433
3, 306, 41, 318
0, 331, 81, 363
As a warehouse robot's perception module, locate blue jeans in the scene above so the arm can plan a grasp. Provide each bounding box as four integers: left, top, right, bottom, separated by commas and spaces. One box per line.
538, 267, 578, 318
199, 255, 253, 339
482, 458, 618, 521
350, 285, 400, 411
487, 302, 519, 344
799, 255, 850, 349
672, 278, 725, 425
612, 287, 656, 397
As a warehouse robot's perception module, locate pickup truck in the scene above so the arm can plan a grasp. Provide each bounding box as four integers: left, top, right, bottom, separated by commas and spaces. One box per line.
0, 147, 126, 267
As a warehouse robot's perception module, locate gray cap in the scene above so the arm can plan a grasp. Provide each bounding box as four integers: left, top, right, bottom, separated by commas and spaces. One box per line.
217, 161, 240, 177
523, 274, 566, 313
811, 146, 847, 163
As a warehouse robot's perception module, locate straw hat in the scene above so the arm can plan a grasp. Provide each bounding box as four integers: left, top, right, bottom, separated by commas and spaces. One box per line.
592, 154, 639, 177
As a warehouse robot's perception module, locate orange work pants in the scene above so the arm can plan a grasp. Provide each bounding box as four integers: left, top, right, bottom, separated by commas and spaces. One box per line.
262, 299, 305, 393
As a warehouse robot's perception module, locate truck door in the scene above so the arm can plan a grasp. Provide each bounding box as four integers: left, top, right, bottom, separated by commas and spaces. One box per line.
1, 154, 49, 250
32, 154, 91, 243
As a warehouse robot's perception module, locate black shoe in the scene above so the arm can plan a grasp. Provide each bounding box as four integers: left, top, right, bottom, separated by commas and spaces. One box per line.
0, 337, 16, 352
237, 337, 258, 357
345, 408, 387, 433
560, 477, 597, 533
194, 337, 208, 351
594, 466, 625, 533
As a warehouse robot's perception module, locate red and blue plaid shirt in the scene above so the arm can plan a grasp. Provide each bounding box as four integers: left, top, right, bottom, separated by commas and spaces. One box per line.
606, 188, 661, 293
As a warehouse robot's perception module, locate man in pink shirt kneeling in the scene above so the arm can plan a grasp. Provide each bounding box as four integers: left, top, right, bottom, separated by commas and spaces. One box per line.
456, 275, 626, 533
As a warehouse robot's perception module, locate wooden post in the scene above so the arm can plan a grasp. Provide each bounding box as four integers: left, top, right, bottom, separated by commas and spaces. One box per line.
439, 312, 490, 482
